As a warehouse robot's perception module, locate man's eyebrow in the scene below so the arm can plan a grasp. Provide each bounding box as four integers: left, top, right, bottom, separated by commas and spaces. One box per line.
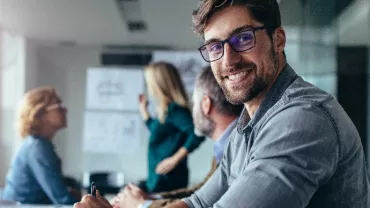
203, 25, 254, 45
227, 25, 254, 37
204, 38, 221, 45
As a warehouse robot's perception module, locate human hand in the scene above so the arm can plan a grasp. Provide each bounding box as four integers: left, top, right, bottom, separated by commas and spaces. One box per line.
110, 195, 121, 208
118, 183, 147, 208
164, 200, 189, 208
138, 94, 149, 120
74, 190, 112, 208
156, 156, 179, 174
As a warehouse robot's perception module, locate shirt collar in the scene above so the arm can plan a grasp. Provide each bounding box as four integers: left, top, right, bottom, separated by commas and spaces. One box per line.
237, 64, 298, 134
29, 134, 54, 148
214, 118, 238, 163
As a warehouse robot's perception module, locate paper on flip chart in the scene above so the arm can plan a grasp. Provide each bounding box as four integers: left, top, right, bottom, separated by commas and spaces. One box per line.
85, 67, 144, 111
82, 111, 141, 155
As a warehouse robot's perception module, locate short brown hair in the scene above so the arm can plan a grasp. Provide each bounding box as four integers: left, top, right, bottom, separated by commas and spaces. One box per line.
17, 86, 60, 138
192, 0, 282, 37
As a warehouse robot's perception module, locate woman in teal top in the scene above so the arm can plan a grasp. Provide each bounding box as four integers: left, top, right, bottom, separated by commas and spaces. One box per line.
138, 62, 205, 193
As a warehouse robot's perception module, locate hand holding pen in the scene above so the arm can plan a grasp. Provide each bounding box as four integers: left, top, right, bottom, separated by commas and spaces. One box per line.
91, 182, 96, 198
73, 183, 111, 208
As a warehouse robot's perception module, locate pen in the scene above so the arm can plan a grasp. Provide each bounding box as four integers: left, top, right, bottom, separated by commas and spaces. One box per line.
91, 182, 96, 198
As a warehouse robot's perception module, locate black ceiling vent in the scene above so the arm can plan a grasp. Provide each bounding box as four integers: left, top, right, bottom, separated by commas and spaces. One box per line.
128, 21, 147, 32
116, 0, 147, 33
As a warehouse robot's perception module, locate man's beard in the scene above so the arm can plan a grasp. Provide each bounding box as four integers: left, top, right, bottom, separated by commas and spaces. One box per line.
222, 69, 267, 105
219, 48, 278, 105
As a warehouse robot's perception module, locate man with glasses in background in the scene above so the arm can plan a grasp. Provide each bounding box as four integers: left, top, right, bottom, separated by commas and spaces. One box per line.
74, 0, 370, 208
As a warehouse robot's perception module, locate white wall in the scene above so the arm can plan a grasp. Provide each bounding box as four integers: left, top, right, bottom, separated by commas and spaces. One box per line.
24, 39, 40, 90
35, 45, 214, 186
0, 31, 26, 186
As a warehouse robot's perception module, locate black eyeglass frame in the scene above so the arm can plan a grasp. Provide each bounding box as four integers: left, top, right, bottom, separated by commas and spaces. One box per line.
198, 26, 274, 62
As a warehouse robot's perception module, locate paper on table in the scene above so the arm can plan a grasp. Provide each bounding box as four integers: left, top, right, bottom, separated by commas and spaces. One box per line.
82, 111, 142, 155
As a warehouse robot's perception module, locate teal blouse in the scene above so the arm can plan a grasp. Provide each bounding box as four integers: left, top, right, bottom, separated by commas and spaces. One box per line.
144, 102, 205, 193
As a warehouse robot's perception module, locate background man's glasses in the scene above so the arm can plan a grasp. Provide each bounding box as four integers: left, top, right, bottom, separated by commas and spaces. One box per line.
198, 26, 266, 62
45, 103, 67, 112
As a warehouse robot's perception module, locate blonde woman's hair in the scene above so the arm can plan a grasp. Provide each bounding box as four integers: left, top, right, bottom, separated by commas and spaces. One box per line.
17, 86, 60, 138
144, 62, 189, 123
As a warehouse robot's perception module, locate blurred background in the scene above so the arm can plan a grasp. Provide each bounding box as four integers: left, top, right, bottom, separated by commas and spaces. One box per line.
0, 0, 369, 194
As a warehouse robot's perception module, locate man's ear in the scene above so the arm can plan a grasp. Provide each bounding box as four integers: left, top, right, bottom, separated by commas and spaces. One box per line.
201, 96, 212, 116
273, 27, 286, 54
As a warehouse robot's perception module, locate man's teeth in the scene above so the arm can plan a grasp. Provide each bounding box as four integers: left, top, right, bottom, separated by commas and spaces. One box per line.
228, 71, 247, 81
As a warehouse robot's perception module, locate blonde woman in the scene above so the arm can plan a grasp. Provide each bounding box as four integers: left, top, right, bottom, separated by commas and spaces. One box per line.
138, 62, 205, 193
2, 87, 79, 205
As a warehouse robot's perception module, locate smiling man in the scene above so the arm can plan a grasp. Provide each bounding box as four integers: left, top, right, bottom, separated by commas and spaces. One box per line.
74, 1, 370, 208
168, 0, 370, 207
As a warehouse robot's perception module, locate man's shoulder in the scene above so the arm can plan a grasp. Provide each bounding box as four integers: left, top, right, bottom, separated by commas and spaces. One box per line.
283, 76, 334, 105
225, 126, 245, 154
265, 76, 340, 125
258, 77, 342, 135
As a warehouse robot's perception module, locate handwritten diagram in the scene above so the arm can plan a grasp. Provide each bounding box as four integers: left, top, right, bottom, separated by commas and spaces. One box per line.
86, 67, 144, 111
82, 111, 141, 154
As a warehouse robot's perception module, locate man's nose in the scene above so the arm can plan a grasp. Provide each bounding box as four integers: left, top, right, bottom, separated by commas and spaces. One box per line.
222, 43, 241, 67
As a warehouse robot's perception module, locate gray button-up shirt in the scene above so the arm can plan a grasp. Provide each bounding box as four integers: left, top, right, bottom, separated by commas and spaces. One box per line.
184, 64, 370, 208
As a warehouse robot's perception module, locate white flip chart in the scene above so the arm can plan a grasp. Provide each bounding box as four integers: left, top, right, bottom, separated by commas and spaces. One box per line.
85, 67, 144, 111
82, 111, 142, 154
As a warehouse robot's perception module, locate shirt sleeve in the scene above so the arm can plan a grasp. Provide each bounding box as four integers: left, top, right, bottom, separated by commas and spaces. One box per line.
145, 117, 166, 144
186, 102, 339, 208
184, 133, 235, 208
160, 157, 218, 199
28, 142, 78, 205
145, 117, 157, 132
168, 106, 205, 152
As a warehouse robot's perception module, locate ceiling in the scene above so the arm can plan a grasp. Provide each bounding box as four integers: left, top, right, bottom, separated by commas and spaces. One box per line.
0, 0, 129, 45
0, 0, 368, 49
0, 0, 202, 49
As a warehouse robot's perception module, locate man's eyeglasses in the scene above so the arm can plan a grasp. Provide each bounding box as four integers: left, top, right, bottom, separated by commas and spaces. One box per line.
198, 26, 266, 62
